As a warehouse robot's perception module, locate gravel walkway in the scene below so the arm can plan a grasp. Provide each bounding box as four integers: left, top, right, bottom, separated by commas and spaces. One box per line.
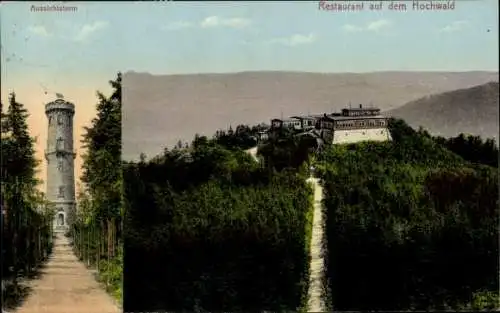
306, 177, 326, 312
12, 233, 120, 313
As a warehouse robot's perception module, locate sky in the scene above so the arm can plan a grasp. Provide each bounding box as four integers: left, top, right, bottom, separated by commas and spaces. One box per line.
1, 0, 498, 192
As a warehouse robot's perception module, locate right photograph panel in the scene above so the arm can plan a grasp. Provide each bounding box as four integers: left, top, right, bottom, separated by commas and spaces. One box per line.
122, 1, 499, 312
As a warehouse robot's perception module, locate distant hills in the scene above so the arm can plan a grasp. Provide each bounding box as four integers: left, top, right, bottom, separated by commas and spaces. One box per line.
123, 71, 498, 160
387, 82, 499, 142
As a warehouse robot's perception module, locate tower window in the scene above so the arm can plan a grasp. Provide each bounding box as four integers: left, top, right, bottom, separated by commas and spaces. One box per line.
57, 138, 64, 150
57, 160, 63, 171
48, 116, 52, 125
58, 186, 65, 198
57, 115, 63, 125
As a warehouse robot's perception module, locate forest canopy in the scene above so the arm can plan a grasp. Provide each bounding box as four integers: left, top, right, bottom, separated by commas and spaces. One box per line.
123, 117, 498, 312
124, 135, 313, 312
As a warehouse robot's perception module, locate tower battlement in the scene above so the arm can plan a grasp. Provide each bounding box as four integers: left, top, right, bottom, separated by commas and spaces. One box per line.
45, 99, 75, 115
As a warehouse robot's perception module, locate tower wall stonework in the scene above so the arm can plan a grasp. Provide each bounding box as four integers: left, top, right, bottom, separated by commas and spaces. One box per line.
45, 98, 76, 233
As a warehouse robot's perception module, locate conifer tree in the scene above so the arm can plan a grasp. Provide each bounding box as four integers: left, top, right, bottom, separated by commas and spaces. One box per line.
80, 73, 122, 257
81, 74, 122, 220
4, 93, 38, 188
1, 93, 40, 288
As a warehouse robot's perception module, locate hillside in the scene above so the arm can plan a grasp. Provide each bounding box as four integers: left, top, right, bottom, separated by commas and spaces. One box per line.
122, 71, 498, 160
386, 82, 499, 142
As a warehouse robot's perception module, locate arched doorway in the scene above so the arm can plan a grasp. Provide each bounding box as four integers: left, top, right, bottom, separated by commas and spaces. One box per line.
57, 213, 65, 226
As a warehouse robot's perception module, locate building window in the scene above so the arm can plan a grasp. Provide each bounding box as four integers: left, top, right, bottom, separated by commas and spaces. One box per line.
58, 186, 65, 198
57, 160, 63, 171
57, 138, 64, 150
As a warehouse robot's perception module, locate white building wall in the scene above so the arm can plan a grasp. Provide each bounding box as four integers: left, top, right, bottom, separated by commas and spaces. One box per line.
332, 127, 392, 144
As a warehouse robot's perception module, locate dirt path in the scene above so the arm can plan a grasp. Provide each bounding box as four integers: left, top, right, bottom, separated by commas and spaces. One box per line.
12, 233, 120, 313
306, 177, 326, 312
245, 146, 259, 162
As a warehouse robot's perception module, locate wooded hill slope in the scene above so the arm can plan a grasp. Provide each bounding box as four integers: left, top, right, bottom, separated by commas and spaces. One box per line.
387, 82, 499, 142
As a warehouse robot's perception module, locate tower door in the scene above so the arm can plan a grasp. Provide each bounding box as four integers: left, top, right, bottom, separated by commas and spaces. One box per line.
57, 213, 65, 226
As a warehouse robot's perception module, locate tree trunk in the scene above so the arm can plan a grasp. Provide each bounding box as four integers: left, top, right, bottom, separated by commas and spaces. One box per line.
96, 222, 100, 272
107, 219, 111, 287
87, 226, 90, 267
26, 212, 30, 276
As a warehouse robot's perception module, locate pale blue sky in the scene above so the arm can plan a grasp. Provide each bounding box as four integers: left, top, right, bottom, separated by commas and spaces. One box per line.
1, 0, 498, 84
1, 1, 497, 189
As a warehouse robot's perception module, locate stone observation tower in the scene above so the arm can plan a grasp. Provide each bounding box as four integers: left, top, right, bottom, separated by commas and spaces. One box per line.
45, 96, 76, 233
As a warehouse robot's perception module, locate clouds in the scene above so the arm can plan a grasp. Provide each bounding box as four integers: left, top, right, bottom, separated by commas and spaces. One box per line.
28, 25, 51, 37
267, 33, 318, 47
440, 20, 468, 33
366, 19, 392, 32
200, 16, 252, 29
342, 18, 469, 35
343, 19, 392, 33
163, 16, 252, 31
163, 16, 315, 48
73, 21, 108, 42
26, 21, 108, 44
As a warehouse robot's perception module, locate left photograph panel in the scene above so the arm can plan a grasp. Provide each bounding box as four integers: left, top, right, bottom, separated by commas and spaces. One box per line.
1, 3, 122, 313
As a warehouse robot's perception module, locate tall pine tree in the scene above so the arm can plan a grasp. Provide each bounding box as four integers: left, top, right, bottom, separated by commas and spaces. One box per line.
1, 93, 41, 285
3, 93, 38, 188
80, 72, 122, 252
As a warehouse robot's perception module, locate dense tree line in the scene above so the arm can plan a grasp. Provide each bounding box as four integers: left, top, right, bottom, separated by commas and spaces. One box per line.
317, 118, 499, 311
124, 113, 498, 311
258, 127, 319, 172
69, 73, 123, 302
1, 94, 54, 309
433, 132, 498, 167
212, 124, 261, 150
124, 136, 313, 312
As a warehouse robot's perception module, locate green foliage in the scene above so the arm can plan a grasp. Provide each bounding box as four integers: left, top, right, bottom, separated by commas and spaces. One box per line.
98, 246, 123, 303
469, 290, 500, 310
124, 141, 313, 312
1, 94, 53, 309
318, 118, 499, 311
433, 133, 498, 167
80, 74, 122, 223
212, 124, 260, 150
258, 128, 318, 171
72, 73, 122, 303
125, 114, 498, 312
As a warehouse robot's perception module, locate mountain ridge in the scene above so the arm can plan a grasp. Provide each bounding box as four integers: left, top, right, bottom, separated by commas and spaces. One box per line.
123, 71, 498, 160
386, 81, 499, 142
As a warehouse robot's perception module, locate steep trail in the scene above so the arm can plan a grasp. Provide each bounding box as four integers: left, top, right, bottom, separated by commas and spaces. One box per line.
306, 176, 326, 312
12, 233, 120, 313
244, 146, 327, 310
